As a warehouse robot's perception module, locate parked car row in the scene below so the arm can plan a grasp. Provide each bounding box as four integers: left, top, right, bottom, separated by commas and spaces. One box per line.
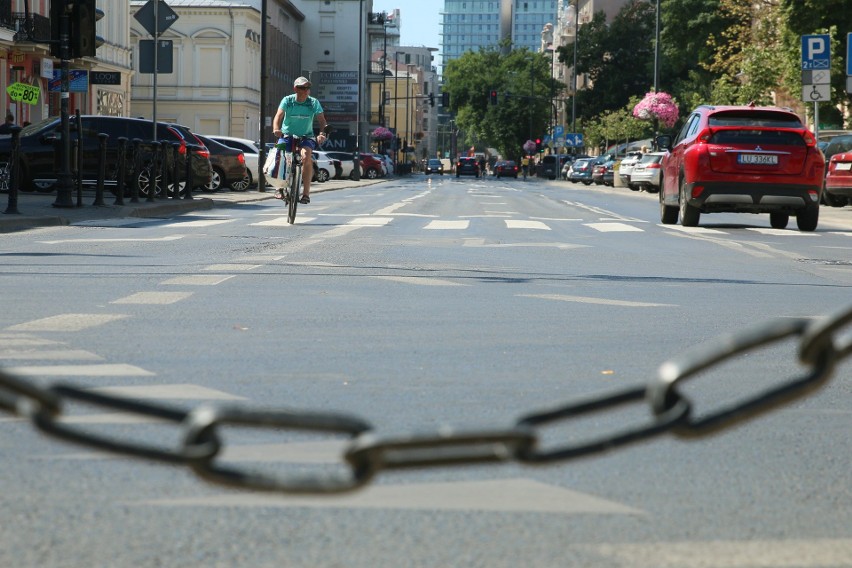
0, 115, 213, 197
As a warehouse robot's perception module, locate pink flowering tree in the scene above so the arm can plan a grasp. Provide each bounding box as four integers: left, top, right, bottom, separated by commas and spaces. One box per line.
371, 126, 394, 141
632, 91, 679, 129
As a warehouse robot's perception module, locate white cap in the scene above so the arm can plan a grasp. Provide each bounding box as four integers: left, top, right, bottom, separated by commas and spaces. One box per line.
294, 76, 311, 88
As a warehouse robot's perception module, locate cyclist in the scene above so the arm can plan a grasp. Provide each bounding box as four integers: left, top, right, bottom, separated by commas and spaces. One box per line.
272, 76, 328, 204
521, 155, 530, 180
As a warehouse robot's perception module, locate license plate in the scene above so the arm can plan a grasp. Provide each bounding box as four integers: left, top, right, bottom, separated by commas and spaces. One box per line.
836, 162, 852, 171
738, 153, 778, 165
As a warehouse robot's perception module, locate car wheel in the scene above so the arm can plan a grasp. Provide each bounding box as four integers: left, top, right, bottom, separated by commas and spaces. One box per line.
628, 183, 640, 191
366, 168, 378, 179
769, 212, 789, 229
204, 168, 223, 192
583, 181, 592, 186
137, 167, 163, 198
659, 179, 678, 225
231, 171, 251, 191
316, 168, 330, 183
678, 177, 700, 227
795, 203, 819, 231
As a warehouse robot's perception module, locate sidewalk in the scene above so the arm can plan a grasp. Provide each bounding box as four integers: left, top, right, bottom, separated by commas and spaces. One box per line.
0, 176, 388, 233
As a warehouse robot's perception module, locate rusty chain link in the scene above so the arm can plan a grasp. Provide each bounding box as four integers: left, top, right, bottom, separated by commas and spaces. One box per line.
1, 305, 849, 495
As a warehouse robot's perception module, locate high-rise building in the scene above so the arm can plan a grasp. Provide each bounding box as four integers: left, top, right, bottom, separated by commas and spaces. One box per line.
440, 0, 559, 71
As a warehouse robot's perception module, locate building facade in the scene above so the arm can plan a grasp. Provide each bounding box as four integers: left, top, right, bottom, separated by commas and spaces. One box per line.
0, 0, 133, 126
129, 0, 303, 142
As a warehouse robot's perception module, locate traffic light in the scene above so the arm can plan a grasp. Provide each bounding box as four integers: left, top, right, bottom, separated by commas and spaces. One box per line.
489, 90, 498, 106
441, 92, 450, 107
535, 138, 542, 153
71, 0, 104, 58
50, 0, 104, 59
428, 93, 435, 107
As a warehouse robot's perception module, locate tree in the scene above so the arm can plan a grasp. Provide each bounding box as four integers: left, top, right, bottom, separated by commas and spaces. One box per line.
443, 46, 559, 160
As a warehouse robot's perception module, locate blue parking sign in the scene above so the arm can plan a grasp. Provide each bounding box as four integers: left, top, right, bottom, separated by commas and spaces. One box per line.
802, 34, 830, 70
847, 32, 852, 76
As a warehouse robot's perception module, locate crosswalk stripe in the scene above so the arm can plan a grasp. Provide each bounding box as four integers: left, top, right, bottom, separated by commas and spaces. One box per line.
4, 364, 155, 377
161, 275, 236, 285
111, 292, 193, 305
0, 349, 103, 361
505, 220, 550, 230
162, 218, 236, 228
585, 222, 644, 232
202, 264, 261, 271
6, 314, 128, 332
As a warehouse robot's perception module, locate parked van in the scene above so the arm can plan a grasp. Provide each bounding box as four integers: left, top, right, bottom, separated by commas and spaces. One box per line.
537, 153, 572, 180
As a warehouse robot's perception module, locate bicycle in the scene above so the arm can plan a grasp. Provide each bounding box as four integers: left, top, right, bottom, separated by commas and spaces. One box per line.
278, 126, 332, 224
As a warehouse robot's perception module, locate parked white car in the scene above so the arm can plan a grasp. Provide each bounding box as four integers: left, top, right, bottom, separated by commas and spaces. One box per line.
312, 151, 340, 182
373, 153, 393, 176
629, 152, 665, 193
618, 151, 644, 190
323, 151, 358, 179
207, 135, 260, 190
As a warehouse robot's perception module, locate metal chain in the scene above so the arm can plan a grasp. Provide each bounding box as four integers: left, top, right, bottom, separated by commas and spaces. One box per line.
2, 305, 850, 495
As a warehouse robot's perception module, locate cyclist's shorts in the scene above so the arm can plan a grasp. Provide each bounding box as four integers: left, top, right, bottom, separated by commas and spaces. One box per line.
279, 136, 318, 151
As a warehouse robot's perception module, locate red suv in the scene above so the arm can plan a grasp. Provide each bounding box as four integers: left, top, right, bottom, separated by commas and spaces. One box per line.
657, 103, 825, 231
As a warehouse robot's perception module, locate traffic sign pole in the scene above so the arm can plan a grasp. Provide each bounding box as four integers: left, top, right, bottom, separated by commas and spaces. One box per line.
53, 11, 75, 208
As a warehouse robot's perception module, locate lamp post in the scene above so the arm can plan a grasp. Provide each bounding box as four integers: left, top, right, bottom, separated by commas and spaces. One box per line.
546, 43, 556, 145
653, 0, 661, 92
571, 0, 579, 135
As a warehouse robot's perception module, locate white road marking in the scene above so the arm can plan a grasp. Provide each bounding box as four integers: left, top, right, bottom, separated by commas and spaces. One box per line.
463, 240, 588, 249
0, 336, 62, 347
0, 349, 103, 361
4, 364, 155, 377
136, 477, 642, 514
111, 291, 193, 305
348, 217, 393, 226
90, 384, 247, 400
251, 217, 297, 226
6, 314, 129, 332
521, 294, 677, 307
505, 220, 551, 230
38, 235, 185, 244
659, 225, 727, 234
585, 222, 644, 232
161, 275, 236, 285
202, 264, 261, 271
425, 220, 470, 230
747, 228, 817, 236
374, 276, 467, 286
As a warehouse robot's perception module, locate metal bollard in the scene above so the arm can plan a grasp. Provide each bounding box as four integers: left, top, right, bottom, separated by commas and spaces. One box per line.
146, 141, 157, 202
114, 137, 127, 206
94, 132, 109, 206
157, 141, 169, 199
130, 138, 142, 203
183, 144, 195, 200
171, 143, 181, 200
3, 126, 22, 214
75, 112, 83, 207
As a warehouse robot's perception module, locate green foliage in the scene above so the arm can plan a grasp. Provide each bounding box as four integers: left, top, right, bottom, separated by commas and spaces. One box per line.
443, 47, 560, 159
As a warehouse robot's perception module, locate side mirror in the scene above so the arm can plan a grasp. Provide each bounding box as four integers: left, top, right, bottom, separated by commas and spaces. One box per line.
655, 134, 673, 151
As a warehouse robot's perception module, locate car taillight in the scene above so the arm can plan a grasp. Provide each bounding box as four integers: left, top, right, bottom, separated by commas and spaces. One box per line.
696, 128, 713, 143
646, 163, 661, 169
196, 149, 210, 158
237, 153, 245, 165
801, 130, 817, 147
178, 141, 187, 155
692, 184, 705, 198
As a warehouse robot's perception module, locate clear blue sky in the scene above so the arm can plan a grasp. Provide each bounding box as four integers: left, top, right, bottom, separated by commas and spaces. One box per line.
371, 1, 443, 60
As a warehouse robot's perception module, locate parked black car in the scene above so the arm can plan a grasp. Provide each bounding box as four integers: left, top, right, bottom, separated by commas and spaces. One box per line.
195, 134, 248, 191
455, 157, 480, 177
0, 115, 212, 197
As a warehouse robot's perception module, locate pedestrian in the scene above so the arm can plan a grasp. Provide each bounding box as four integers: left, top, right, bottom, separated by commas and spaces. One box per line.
271, 76, 328, 204
0, 112, 16, 134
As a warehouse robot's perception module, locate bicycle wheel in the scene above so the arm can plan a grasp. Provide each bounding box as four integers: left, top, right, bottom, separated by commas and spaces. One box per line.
287, 158, 301, 224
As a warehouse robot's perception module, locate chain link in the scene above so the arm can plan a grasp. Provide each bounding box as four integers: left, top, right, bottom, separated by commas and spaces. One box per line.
1, 305, 850, 495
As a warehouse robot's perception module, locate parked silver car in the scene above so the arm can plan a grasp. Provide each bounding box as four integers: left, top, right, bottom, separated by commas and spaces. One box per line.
629, 152, 665, 193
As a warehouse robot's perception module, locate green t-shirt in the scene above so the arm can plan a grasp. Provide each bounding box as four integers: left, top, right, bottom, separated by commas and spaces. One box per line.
278, 94, 324, 137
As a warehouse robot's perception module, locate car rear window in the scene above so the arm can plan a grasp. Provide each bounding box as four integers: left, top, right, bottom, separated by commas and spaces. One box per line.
708, 111, 803, 128
823, 136, 852, 158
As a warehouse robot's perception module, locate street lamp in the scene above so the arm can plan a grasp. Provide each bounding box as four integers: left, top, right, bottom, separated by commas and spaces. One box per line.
653, 0, 661, 92
571, 0, 579, 134
545, 43, 556, 145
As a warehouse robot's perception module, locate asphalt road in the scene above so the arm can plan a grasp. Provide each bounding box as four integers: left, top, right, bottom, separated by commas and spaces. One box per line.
1, 175, 851, 567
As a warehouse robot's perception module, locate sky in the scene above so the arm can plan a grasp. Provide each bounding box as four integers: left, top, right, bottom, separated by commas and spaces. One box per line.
371, 1, 443, 63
